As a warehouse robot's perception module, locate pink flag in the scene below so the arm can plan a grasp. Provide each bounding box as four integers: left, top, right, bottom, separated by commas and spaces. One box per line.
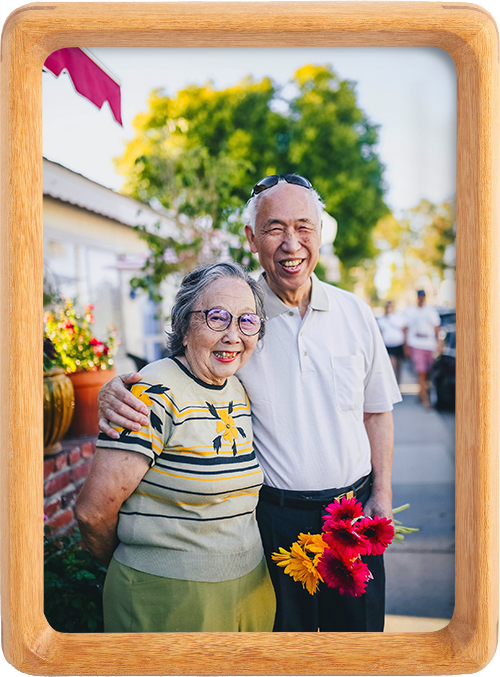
44, 48, 122, 126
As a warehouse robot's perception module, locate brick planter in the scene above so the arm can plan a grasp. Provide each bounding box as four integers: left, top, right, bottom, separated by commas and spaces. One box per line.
43, 436, 97, 538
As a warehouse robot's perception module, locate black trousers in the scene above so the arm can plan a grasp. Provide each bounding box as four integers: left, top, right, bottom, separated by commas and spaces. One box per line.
256, 482, 386, 632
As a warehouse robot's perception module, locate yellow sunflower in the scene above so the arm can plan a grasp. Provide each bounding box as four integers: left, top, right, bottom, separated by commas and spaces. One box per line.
272, 536, 324, 595
216, 409, 239, 442
298, 532, 329, 566
130, 384, 153, 407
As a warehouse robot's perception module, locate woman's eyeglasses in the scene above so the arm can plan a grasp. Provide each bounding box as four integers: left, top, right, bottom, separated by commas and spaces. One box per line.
189, 308, 262, 336
250, 173, 312, 197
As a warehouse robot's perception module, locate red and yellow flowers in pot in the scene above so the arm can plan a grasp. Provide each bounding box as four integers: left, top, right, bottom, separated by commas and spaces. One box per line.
44, 298, 118, 373
44, 298, 120, 437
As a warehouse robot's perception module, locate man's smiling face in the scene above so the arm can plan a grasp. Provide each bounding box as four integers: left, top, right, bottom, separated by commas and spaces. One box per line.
245, 182, 322, 298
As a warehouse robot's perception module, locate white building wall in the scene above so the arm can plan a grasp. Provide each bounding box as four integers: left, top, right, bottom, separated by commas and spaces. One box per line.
42, 159, 188, 374
43, 195, 178, 375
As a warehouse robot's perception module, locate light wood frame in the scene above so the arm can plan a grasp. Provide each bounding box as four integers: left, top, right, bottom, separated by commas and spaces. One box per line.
1, 2, 498, 674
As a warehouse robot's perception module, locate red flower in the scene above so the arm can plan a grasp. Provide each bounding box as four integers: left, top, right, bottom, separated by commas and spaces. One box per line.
355, 516, 395, 555
89, 338, 99, 346
323, 497, 364, 526
317, 550, 372, 597
322, 520, 370, 559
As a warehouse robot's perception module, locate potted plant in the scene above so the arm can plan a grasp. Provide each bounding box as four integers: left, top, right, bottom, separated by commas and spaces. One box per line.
44, 299, 119, 438
43, 336, 75, 455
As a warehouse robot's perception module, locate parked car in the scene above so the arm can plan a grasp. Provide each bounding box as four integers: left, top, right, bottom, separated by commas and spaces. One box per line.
431, 310, 456, 411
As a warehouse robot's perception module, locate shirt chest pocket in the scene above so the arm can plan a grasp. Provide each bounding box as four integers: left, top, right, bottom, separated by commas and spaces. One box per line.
331, 355, 365, 413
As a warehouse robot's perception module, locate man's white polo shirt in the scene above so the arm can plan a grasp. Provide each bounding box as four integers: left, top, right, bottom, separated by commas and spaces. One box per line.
237, 274, 402, 492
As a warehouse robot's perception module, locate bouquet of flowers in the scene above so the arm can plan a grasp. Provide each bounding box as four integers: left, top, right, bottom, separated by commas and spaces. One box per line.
272, 498, 417, 597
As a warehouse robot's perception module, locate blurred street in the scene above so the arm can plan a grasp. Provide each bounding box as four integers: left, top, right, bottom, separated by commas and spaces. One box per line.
385, 361, 455, 631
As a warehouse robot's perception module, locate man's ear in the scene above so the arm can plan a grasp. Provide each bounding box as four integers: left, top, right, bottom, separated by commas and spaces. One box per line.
244, 225, 258, 254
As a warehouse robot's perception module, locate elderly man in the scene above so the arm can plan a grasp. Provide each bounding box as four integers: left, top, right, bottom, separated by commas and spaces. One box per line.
98, 174, 401, 632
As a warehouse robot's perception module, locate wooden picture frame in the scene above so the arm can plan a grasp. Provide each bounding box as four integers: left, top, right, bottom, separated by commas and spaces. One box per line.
1, 1, 498, 673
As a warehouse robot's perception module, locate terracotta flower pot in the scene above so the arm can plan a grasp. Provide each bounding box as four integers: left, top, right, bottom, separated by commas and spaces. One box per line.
44, 368, 75, 455
65, 367, 116, 439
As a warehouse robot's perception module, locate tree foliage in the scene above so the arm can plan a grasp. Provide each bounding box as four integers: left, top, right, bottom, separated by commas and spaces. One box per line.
286, 65, 388, 272
114, 65, 388, 300
371, 198, 456, 305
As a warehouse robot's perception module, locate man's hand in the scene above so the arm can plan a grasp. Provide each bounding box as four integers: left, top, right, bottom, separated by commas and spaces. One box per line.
363, 490, 393, 521
98, 372, 149, 439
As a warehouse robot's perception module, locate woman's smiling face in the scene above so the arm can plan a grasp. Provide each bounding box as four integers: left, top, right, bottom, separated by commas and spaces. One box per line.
182, 277, 260, 385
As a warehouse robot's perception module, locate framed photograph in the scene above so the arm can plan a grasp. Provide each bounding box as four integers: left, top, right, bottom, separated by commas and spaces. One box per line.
1, 2, 498, 674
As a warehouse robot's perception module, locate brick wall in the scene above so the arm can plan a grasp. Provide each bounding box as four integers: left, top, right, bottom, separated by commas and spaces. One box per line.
44, 437, 97, 537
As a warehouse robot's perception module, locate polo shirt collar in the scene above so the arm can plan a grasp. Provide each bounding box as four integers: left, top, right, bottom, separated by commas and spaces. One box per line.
259, 272, 330, 319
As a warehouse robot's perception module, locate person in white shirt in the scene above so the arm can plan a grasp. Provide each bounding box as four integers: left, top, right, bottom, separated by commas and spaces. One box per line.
403, 290, 441, 409
97, 174, 402, 633
377, 300, 405, 383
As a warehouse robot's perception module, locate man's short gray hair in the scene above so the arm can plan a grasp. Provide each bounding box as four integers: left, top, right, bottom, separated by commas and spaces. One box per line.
166, 261, 266, 357
245, 179, 326, 233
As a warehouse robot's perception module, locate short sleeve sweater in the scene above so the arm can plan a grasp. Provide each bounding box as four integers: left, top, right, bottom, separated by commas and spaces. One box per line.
96, 357, 264, 583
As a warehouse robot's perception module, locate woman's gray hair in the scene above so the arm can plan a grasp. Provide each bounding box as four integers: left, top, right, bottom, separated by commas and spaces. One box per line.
166, 261, 266, 357
245, 180, 326, 233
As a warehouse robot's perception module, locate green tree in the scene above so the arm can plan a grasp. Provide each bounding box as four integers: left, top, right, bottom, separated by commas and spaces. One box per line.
286, 65, 388, 282
115, 76, 287, 222
370, 198, 456, 306
404, 198, 456, 275
114, 65, 388, 300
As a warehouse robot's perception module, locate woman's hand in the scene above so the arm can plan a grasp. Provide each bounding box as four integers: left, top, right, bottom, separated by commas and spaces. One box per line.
75, 448, 150, 566
98, 372, 150, 438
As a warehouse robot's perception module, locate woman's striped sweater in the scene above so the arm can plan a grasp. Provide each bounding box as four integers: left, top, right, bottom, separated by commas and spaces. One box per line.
96, 357, 264, 582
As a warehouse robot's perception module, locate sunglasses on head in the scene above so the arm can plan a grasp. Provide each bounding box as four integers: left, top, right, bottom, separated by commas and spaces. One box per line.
250, 174, 312, 197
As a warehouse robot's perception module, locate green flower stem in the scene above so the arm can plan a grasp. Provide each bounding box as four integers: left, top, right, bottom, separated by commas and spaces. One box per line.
393, 503, 411, 514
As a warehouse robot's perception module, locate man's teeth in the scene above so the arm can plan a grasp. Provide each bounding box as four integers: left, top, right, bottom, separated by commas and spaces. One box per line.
214, 351, 237, 358
282, 259, 302, 268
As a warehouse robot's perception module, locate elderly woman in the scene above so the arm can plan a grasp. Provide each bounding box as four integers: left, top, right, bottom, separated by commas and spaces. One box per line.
75, 262, 275, 632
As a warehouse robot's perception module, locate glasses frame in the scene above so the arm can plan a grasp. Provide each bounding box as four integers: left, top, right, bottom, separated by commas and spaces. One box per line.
250, 173, 313, 197
189, 308, 262, 336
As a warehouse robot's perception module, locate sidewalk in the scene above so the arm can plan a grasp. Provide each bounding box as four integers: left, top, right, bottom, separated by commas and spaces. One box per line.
384, 362, 455, 632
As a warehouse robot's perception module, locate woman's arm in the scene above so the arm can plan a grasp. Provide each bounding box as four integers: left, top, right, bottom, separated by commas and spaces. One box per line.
75, 448, 150, 566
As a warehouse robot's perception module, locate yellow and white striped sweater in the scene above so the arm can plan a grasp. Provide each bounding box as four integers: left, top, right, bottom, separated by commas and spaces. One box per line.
96, 357, 264, 582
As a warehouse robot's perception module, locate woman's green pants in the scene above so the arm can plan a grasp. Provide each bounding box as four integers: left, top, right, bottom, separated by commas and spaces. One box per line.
103, 556, 276, 632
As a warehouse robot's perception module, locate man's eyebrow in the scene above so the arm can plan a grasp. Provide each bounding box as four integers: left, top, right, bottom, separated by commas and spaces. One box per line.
262, 219, 287, 228
263, 217, 315, 228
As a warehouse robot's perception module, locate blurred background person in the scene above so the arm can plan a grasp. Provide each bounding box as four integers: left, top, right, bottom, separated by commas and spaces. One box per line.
403, 290, 440, 409
377, 300, 405, 385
